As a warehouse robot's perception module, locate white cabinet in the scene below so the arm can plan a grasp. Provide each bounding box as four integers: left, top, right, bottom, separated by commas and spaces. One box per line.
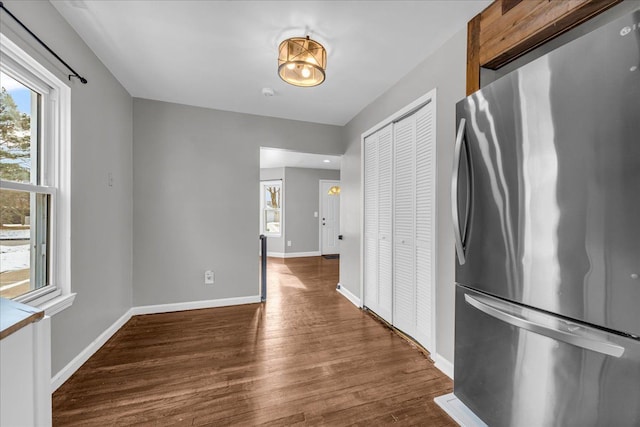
363, 99, 435, 351
0, 299, 52, 427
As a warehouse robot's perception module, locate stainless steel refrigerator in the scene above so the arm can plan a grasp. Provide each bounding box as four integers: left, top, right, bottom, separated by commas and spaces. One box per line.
452, 8, 640, 427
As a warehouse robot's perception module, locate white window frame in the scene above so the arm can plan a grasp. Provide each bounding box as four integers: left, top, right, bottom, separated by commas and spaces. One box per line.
0, 33, 74, 316
260, 180, 283, 238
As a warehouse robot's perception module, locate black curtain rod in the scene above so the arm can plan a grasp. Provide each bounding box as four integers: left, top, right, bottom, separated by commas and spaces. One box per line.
0, 1, 87, 84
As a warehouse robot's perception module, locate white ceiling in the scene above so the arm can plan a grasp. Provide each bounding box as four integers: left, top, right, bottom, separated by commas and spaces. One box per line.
52, 0, 490, 126
260, 147, 341, 170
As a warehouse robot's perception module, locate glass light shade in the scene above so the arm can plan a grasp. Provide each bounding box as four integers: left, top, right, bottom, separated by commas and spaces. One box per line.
278, 36, 326, 87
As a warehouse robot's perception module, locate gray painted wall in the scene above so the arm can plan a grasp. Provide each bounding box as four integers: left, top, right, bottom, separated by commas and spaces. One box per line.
133, 99, 343, 306
259, 167, 285, 254
259, 167, 340, 255
284, 168, 340, 254
260, 167, 284, 181
339, 29, 469, 364
1, 1, 134, 374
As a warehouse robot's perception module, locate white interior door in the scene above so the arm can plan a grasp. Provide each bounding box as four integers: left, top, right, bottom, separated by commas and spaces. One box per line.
393, 113, 417, 338
392, 101, 435, 349
376, 125, 394, 323
361, 91, 436, 351
363, 126, 393, 324
414, 102, 435, 350
363, 135, 380, 316
320, 180, 340, 255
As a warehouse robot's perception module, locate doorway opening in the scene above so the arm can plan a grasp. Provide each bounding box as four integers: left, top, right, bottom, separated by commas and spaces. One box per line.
259, 147, 341, 301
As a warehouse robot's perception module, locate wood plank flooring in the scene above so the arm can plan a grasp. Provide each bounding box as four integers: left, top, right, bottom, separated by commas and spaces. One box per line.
52, 256, 455, 426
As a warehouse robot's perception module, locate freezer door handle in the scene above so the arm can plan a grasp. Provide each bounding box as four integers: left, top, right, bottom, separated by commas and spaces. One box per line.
464, 293, 625, 358
452, 118, 467, 264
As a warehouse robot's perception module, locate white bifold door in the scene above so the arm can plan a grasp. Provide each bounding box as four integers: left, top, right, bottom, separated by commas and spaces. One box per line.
363, 101, 435, 351
363, 124, 393, 323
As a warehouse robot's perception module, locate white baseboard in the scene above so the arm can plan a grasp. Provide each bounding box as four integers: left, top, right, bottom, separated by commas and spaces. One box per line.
51, 308, 132, 392
268, 251, 322, 258
130, 295, 261, 316
286, 251, 321, 258
51, 295, 261, 391
434, 393, 487, 427
433, 353, 454, 379
336, 283, 361, 307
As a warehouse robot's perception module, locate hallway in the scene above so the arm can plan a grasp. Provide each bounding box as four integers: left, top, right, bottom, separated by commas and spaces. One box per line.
52, 256, 455, 425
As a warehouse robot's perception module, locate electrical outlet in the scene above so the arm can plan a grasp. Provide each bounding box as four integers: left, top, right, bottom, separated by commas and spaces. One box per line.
287, 241, 292, 247
314, 211, 318, 217
204, 270, 214, 284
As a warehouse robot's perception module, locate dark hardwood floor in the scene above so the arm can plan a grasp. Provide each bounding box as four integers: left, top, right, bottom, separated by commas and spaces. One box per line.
53, 256, 455, 426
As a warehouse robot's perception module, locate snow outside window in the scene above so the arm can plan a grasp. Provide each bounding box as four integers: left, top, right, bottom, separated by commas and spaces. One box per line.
0, 34, 73, 315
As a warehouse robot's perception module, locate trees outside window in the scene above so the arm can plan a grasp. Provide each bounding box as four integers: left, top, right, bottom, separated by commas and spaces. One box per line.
1, 34, 72, 313
261, 180, 282, 237
1, 73, 49, 300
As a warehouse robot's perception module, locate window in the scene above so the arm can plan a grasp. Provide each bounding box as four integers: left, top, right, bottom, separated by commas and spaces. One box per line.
0, 34, 72, 314
260, 180, 282, 237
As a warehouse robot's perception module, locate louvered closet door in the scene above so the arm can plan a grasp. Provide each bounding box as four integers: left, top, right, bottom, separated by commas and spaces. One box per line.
363, 96, 435, 351
414, 102, 434, 350
363, 133, 379, 315
392, 102, 435, 349
363, 126, 393, 324
376, 125, 393, 323
393, 113, 417, 338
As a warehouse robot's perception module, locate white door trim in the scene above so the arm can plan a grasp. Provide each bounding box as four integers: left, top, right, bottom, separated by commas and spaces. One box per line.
319, 179, 340, 255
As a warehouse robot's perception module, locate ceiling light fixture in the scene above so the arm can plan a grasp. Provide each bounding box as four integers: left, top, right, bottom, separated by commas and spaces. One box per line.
323, 159, 331, 163
278, 35, 326, 87
327, 185, 341, 196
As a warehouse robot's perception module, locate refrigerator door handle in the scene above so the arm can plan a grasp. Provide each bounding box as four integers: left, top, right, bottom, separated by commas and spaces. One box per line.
464, 293, 626, 358
451, 118, 467, 264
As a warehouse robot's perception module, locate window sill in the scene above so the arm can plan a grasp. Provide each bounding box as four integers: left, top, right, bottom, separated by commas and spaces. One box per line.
39, 293, 76, 316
